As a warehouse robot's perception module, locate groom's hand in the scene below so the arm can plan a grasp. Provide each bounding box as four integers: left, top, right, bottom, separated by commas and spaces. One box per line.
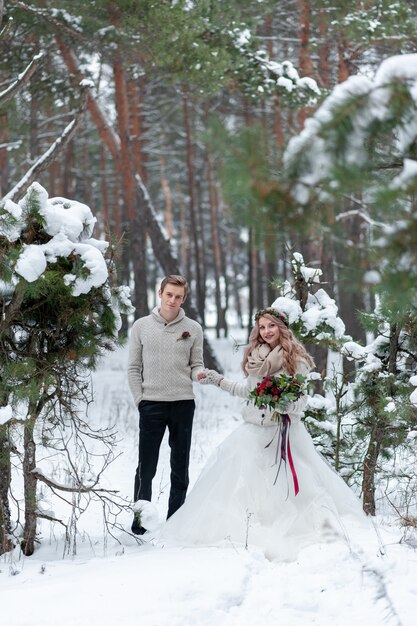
198, 369, 224, 386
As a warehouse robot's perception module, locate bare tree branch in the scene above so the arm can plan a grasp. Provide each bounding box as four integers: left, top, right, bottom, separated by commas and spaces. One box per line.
32, 469, 119, 495
37, 511, 67, 529
1, 82, 89, 203
0, 51, 45, 107
8, 0, 87, 42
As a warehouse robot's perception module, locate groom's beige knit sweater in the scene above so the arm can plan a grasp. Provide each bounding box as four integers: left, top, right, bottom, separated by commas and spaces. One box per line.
127, 307, 204, 406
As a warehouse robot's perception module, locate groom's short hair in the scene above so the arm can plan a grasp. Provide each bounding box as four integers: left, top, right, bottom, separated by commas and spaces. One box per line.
160, 275, 189, 300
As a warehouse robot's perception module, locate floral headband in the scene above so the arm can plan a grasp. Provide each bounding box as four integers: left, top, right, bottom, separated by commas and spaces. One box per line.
254, 307, 289, 327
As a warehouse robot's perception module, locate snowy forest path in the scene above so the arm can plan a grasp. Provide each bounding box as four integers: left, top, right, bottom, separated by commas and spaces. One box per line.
0, 338, 415, 626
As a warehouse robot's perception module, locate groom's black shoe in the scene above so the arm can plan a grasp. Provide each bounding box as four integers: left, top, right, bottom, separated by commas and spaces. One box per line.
131, 516, 147, 536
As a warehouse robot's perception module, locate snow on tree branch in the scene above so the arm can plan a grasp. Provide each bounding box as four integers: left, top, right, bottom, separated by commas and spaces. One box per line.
284, 53, 417, 205
0, 51, 45, 106
1, 83, 89, 205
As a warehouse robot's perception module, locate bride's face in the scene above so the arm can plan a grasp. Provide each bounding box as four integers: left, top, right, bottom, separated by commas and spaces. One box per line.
258, 316, 280, 348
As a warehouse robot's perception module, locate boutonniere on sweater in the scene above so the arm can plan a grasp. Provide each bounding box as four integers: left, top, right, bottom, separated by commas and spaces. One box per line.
177, 331, 191, 341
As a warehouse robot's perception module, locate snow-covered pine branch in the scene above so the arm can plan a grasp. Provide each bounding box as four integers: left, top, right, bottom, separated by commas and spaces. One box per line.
284, 53, 417, 205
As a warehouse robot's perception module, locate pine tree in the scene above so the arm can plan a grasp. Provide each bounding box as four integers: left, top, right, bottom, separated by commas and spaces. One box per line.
0, 182, 134, 555
276, 253, 417, 516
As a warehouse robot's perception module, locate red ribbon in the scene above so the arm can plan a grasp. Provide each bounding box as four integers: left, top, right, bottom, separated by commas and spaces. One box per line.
286, 428, 299, 496
267, 414, 299, 496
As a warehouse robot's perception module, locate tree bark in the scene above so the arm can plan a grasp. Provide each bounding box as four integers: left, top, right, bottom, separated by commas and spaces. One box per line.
362, 423, 382, 516
128, 77, 146, 180
0, 109, 9, 198
206, 146, 225, 337
183, 90, 204, 322
62, 140, 76, 197
0, 424, 13, 555
228, 230, 243, 328
362, 325, 400, 515
338, 36, 351, 82
298, 0, 315, 127
160, 152, 173, 239
318, 9, 330, 88
21, 416, 37, 556
99, 144, 110, 235
335, 214, 367, 345
298, 0, 315, 77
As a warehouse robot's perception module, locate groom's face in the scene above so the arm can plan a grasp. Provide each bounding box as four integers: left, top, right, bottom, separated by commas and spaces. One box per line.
158, 283, 186, 319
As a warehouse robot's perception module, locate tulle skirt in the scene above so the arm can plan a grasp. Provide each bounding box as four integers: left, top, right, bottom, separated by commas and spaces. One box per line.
156, 421, 372, 561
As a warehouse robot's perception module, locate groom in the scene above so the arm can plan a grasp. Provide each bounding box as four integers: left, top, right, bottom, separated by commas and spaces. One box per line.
127, 275, 204, 534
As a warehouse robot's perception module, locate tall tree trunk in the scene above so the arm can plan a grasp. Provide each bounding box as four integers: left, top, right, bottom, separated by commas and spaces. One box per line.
0, 424, 13, 555
362, 421, 382, 516
298, 0, 315, 127
62, 140, 76, 197
128, 76, 146, 180
273, 96, 285, 147
335, 214, 367, 345
21, 416, 37, 556
298, 0, 315, 77
112, 40, 148, 318
0, 109, 9, 197
160, 151, 173, 239
338, 36, 351, 82
99, 144, 110, 236
318, 9, 330, 88
228, 230, 243, 329
183, 90, 204, 322
248, 228, 255, 332
179, 186, 189, 274
81, 130, 93, 210
362, 324, 400, 515
206, 146, 224, 337
29, 75, 39, 161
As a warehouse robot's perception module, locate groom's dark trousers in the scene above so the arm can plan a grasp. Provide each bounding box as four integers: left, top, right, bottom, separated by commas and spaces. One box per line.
134, 399, 195, 518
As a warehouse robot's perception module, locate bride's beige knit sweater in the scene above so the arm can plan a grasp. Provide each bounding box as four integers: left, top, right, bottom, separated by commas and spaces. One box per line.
127, 307, 204, 406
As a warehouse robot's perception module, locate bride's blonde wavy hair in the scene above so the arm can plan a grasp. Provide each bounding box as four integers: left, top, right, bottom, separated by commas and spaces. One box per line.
242, 311, 314, 376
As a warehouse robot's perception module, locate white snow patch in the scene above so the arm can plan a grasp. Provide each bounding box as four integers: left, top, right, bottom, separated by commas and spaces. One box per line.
0, 405, 13, 425
15, 245, 47, 282
271, 296, 303, 324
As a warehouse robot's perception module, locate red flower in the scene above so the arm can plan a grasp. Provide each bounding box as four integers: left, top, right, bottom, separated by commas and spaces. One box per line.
177, 331, 191, 341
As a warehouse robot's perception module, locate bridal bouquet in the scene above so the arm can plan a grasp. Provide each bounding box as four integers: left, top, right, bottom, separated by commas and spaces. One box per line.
249, 373, 307, 496
248, 373, 306, 421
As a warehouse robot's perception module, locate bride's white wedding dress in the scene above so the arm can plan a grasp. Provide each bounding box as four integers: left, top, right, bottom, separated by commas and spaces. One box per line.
154, 362, 373, 561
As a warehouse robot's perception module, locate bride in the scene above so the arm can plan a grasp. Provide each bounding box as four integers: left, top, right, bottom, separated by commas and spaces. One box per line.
154, 308, 371, 561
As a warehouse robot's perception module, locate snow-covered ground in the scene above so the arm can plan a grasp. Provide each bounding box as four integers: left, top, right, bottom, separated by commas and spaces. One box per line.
1, 333, 416, 626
